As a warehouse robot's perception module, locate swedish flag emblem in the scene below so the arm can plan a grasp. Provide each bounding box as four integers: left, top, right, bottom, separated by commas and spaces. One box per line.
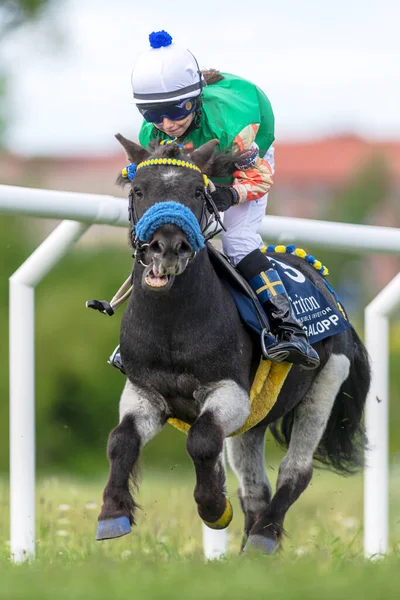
249, 269, 286, 303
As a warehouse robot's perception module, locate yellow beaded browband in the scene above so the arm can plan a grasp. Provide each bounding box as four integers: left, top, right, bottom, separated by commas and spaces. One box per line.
121, 157, 209, 188
138, 157, 201, 172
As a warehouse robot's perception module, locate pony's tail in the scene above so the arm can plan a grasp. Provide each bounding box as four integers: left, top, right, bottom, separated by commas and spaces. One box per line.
270, 326, 371, 475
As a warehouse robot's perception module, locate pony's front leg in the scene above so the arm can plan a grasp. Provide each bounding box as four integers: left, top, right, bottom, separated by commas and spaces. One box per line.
186, 380, 250, 529
96, 380, 168, 540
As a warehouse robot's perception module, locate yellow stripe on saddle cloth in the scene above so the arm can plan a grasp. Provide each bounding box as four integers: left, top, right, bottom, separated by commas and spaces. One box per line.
168, 360, 291, 437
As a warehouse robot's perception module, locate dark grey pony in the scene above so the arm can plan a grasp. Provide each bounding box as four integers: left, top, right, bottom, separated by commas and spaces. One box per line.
97, 136, 370, 553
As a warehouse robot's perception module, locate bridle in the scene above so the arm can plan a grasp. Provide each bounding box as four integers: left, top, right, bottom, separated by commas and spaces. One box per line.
123, 155, 226, 267
86, 149, 227, 317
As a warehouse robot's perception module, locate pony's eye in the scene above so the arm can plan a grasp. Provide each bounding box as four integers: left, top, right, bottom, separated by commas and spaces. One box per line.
195, 188, 203, 200
133, 187, 143, 199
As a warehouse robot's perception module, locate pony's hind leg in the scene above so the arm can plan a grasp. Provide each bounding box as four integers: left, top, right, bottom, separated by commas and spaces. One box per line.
96, 380, 167, 540
186, 380, 250, 530
226, 424, 272, 550
246, 353, 350, 554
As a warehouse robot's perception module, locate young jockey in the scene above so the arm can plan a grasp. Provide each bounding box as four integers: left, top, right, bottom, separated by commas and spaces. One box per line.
121, 30, 319, 370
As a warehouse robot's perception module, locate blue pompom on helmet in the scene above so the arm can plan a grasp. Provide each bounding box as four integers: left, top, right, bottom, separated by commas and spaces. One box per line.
131, 30, 205, 105
149, 30, 173, 49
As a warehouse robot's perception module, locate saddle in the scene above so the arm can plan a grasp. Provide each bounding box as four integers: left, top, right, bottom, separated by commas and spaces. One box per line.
206, 243, 275, 353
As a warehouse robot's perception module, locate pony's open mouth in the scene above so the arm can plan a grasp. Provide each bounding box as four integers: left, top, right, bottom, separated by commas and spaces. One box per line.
146, 264, 169, 288
142, 263, 175, 292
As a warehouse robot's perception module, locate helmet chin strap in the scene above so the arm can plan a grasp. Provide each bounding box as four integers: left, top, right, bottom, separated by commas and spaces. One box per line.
190, 97, 202, 131
188, 50, 205, 93
187, 51, 204, 131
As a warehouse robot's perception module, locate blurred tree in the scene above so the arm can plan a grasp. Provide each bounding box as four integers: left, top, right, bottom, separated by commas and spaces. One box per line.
315, 154, 392, 315
0, 74, 6, 144
0, 0, 52, 146
0, 0, 51, 40
327, 153, 391, 225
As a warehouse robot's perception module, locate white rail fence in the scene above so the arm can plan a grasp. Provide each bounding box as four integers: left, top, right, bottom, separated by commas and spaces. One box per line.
1, 183, 399, 562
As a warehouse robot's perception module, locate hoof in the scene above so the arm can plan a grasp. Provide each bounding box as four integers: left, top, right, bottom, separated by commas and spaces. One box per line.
96, 516, 131, 540
202, 498, 233, 530
244, 534, 277, 554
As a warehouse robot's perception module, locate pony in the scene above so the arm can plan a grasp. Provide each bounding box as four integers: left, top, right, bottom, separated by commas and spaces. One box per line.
96, 136, 370, 553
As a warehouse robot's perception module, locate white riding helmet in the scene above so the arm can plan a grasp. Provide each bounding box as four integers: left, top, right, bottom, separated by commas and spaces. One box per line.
131, 31, 205, 105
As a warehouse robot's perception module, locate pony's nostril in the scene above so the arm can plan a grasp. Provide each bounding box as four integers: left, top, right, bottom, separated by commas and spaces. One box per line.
150, 240, 164, 253
175, 240, 192, 255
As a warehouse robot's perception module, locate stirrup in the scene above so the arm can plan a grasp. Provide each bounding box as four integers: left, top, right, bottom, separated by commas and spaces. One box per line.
261, 329, 319, 369
86, 275, 133, 317
260, 328, 276, 360
108, 345, 125, 374
265, 342, 320, 370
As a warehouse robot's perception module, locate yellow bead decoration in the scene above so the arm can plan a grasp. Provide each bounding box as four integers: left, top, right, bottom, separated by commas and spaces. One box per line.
136, 157, 203, 175
294, 248, 307, 258
133, 156, 209, 191
260, 245, 329, 277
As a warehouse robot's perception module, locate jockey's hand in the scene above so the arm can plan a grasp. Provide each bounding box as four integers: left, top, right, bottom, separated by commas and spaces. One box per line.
235, 142, 259, 170
210, 185, 239, 212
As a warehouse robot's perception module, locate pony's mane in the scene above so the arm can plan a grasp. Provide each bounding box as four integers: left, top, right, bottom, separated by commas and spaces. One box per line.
148, 140, 184, 159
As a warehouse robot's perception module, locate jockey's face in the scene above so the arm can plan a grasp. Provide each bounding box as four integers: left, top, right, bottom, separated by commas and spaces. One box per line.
154, 113, 194, 138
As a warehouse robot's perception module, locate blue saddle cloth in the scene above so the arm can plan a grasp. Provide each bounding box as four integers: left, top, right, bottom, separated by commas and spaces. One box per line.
208, 246, 350, 346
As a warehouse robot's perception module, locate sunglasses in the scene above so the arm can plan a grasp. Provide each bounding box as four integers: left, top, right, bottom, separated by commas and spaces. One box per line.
138, 98, 197, 124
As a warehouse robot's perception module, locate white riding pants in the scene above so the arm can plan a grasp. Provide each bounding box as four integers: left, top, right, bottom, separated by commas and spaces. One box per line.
221, 146, 275, 266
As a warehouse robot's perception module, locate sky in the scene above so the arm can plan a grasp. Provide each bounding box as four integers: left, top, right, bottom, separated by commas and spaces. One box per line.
2, 0, 399, 156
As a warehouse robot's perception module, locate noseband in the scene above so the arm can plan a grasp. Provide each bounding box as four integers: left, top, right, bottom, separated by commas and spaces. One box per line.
121, 153, 225, 266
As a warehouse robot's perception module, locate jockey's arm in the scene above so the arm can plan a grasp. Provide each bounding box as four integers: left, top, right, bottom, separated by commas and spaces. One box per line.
232, 154, 273, 203
210, 124, 274, 211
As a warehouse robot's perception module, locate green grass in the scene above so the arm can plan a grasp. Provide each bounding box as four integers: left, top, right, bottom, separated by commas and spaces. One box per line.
0, 467, 399, 599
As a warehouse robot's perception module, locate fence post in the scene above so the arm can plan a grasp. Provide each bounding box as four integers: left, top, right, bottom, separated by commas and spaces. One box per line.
364, 272, 400, 558
202, 445, 228, 559
9, 220, 90, 562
